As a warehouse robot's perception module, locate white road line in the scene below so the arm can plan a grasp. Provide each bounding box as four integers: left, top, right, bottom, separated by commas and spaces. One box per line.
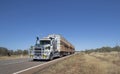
13, 62, 48, 74
13, 55, 73, 74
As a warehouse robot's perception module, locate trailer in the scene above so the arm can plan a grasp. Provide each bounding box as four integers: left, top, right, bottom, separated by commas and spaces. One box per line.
32, 34, 75, 60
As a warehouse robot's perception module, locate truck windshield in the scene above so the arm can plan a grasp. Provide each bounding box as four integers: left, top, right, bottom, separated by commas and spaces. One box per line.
40, 40, 50, 45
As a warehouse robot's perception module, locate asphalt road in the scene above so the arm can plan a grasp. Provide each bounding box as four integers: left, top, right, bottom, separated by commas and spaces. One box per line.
0, 58, 46, 74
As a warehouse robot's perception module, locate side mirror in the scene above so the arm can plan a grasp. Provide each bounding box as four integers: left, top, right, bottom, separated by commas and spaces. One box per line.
36, 37, 40, 45
36, 37, 39, 40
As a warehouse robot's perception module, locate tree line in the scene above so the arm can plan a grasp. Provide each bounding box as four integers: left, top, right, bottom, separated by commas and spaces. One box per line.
84, 46, 120, 53
0, 47, 28, 56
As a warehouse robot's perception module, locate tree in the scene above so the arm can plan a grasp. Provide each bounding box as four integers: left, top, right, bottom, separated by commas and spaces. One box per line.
84, 46, 120, 53
113, 46, 120, 52
23, 50, 28, 55
0, 47, 8, 56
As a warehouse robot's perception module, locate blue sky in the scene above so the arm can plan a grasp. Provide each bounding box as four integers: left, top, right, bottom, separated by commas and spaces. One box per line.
0, 0, 120, 50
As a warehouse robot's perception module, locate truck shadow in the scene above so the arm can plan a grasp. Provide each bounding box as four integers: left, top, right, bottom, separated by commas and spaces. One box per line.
29, 57, 60, 62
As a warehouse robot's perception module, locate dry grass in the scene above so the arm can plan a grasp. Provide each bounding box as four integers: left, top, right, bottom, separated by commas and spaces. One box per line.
35, 52, 120, 74
90, 52, 120, 66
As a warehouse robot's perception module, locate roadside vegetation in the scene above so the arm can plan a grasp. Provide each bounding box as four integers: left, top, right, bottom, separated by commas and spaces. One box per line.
84, 45, 120, 53
90, 52, 120, 66
34, 52, 120, 74
34, 45, 120, 74
0, 47, 28, 60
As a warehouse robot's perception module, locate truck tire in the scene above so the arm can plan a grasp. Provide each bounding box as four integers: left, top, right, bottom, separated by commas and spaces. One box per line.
49, 53, 53, 60
33, 59, 36, 61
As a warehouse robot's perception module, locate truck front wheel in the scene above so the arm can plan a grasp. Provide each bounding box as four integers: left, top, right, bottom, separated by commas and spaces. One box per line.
49, 53, 53, 60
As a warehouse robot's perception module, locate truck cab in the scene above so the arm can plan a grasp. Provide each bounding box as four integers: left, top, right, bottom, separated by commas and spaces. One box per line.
33, 37, 56, 60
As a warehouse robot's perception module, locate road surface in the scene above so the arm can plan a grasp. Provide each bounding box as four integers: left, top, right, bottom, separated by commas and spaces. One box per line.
0, 58, 46, 74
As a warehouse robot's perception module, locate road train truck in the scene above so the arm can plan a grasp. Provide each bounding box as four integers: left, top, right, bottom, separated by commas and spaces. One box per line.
32, 34, 75, 60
